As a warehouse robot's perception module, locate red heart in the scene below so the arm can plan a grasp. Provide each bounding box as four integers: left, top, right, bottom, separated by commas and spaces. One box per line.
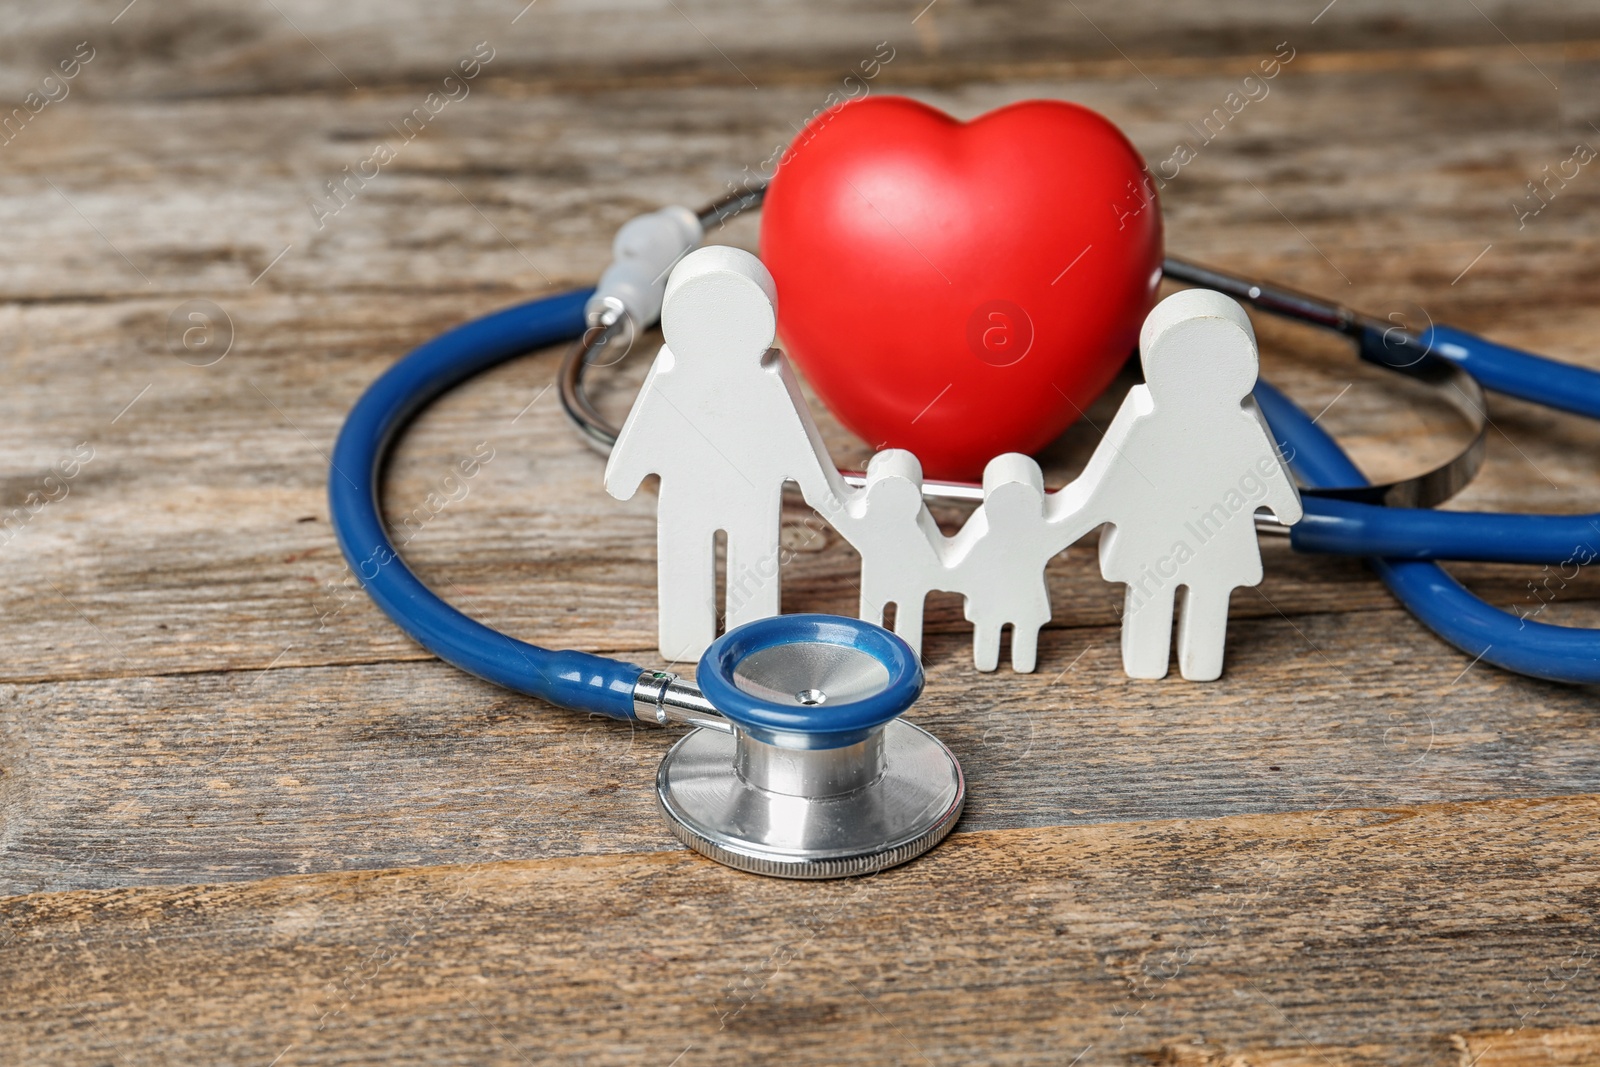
760, 96, 1164, 481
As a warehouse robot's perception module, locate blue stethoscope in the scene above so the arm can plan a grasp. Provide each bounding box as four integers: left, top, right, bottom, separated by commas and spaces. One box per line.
329, 185, 1600, 876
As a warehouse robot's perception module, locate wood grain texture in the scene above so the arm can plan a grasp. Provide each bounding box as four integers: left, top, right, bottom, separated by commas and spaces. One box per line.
2, 70, 1599, 682
5, 609, 1600, 896
4, 796, 1599, 1066
3, 0, 1600, 1061
1, 0, 1595, 99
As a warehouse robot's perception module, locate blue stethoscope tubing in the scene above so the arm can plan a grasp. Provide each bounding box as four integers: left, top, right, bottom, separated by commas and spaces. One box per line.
329, 290, 1600, 707
1258, 328, 1600, 684
328, 287, 646, 720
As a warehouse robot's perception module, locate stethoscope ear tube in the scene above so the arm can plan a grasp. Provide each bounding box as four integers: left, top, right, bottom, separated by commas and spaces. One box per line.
1258, 379, 1600, 684
1422, 324, 1600, 419
1290, 495, 1600, 566
327, 287, 649, 719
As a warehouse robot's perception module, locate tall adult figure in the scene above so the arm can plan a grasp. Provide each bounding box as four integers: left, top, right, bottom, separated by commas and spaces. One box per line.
606, 246, 850, 660
1075, 288, 1302, 680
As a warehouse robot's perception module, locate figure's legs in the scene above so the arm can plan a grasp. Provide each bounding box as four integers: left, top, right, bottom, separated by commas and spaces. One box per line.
1120, 583, 1175, 680
1177, 583, 1234, 681
892, 590, 926, 658
723, 496, 784, 631
972, 621, 1002, 672
858, 586, 886, 628
1008, 611, 1050, 673
656, 513, 717, 661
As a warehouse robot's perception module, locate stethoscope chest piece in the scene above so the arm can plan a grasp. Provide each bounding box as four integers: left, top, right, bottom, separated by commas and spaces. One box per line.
656, 614, 965, 879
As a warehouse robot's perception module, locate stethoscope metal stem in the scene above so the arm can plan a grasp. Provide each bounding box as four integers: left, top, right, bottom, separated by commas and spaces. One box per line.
631, 669, 732, 732
1161, 256, 1359, 336
696, 185, 768, 230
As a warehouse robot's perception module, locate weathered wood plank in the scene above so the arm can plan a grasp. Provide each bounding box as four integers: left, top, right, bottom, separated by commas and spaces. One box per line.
1, 0, 1595, 100
2, 2, 1599, 1061
2, 45, 1597, 303
3, 795, 1598, 1066
1458, 1026, 1600, 1067
6, 599, 1600, 895
1, 30, 1599, 901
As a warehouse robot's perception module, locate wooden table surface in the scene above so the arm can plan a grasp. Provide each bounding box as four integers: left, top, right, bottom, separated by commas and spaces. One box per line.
3, 1, 1599, 1063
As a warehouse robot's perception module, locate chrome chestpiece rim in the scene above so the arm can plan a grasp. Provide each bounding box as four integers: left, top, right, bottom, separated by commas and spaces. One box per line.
656, 614, 966, 879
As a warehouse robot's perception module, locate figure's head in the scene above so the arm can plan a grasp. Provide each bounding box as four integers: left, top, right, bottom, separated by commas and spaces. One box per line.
660, 246, 779, 366
980, 452, 1046, 523
863, 449, 926, 518
1138, 289, 1258, 406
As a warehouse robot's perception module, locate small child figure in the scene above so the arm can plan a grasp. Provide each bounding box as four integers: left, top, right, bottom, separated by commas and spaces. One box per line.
830, 449, 950, 658
1082, 288, 1303, 680
947, 453, 1070, 673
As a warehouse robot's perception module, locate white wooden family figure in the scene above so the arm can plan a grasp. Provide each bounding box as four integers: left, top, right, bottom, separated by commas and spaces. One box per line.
605, 246, 1303, 681
603, 246, 852, 661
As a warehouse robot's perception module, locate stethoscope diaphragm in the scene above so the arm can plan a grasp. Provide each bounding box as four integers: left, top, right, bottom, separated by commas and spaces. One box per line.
655, 614, 965, 879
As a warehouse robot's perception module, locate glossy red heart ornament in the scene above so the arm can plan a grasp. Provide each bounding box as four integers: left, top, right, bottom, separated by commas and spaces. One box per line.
760, 96, 1163, 481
